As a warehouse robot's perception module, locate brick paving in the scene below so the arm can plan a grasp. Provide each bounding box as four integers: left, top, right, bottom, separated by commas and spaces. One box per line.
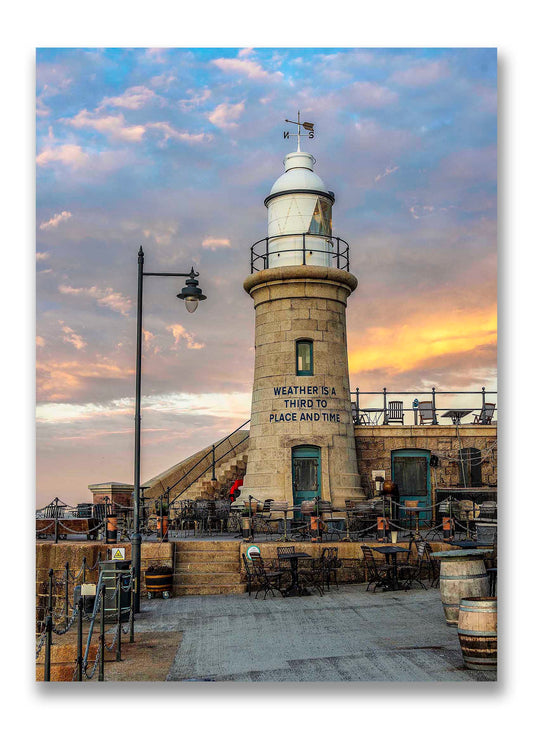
134, 584, 497, 682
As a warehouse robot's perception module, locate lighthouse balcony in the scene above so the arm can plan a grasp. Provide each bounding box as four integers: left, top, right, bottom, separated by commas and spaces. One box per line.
250, 233, 350, 272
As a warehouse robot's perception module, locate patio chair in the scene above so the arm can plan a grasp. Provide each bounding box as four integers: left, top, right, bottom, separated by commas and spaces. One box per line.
242, 553, 258, 596
387, 400, 404, 424
473, 402, 495, 424
321, 547, 342, 590
418, 401, 437, 425
361, 545, 394, 592
249, 554, 284, 599
253, 499, 277, 537
277, 545, 295, 573
269, 501, 289, 539
401, 541, 429, 590
299, 556, 326, 596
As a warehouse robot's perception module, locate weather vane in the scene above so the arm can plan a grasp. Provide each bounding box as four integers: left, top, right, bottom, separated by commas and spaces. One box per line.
283, 111, 315, 151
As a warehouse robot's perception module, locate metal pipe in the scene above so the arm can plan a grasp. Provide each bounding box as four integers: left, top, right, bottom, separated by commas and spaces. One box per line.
64, 562, 69, 623
99, 585, 106, 681
76, 597, 83, 681
129, 568, 135, 643
432, 387, 437, 425
116, 574, 122, 661
132, 246, 144, 614
44, 614, 52, 682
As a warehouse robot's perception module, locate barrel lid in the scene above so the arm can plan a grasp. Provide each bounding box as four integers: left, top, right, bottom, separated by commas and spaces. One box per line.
432, 549, 492, 558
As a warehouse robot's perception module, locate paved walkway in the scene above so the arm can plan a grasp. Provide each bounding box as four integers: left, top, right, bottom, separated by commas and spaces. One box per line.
135, 585, 496, 682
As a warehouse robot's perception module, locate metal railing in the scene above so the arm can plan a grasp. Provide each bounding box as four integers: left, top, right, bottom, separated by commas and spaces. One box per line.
36, 559, 136, 682
352, 387, 497, 426
250, 233, 350, 272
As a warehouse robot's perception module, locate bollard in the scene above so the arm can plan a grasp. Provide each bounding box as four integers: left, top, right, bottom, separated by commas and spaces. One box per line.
99, 585, 106, 681
82, 556, 87, 583
377, 516, 389, 542
242, 516, 252, 541
76, 597, 83, 681
443, 516, 454, 541
106, 514, 118, 544
129, 568, 135, 643
310, 515, 320, 542
116, 575, 122, 661
44, 614, 52, 681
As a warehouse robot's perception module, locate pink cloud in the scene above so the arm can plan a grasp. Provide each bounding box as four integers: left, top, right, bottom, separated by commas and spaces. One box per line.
349, 81, 398, 108
147, 122, 212, 145
36, 144, 89, 169
391, 60, 450, 87
212, 56, 282, 82
207, 101, 245, 129
167, 323, 205, 350
60, 324, 87, 350
201, 237, 231, 250
66, 110, 146, 142
99, 85, 158, 110
39, 210, 72, 230
58, 284, 132, 316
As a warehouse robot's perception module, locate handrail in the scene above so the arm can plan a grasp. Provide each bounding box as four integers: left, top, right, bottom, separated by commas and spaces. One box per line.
143, 418, 250, 509
250, 233, 350, 272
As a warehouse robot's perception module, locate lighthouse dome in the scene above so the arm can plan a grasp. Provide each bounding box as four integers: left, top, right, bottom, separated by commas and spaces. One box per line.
268, 151, 329, 197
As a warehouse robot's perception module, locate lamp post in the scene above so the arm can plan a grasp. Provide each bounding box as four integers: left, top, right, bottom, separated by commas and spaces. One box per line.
132, 246, 206, 612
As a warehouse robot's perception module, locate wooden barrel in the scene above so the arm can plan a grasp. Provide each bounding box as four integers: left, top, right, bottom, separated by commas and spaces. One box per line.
439, 554, 490, 625
145, 571, 173, 595
458, 597, 497, 670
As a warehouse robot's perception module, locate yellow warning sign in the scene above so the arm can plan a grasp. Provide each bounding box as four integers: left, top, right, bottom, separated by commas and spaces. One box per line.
111, 547, 125, 560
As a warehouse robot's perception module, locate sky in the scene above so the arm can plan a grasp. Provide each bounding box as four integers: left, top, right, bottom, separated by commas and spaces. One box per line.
36, 47, 497, 507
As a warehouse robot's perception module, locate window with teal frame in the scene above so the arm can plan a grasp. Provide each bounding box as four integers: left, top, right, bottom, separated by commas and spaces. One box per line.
296, 339, 313, 376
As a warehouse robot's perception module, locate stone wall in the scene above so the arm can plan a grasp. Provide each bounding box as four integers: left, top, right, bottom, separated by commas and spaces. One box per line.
354, 425, 497, 499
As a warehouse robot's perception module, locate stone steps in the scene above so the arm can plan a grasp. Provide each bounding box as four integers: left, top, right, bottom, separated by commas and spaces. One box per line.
172, 541, 243, 596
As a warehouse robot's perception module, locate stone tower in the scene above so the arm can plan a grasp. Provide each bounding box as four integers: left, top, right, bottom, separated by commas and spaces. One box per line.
240, 122, 364, 509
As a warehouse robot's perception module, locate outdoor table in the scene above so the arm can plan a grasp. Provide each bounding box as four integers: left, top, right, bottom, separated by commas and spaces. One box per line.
371, 545, 410, 590
442, 409, 473, 424
400, 505, 427, 536
278, 551, 312, 596
448, 539, 486, 549
360, 408, 383, 425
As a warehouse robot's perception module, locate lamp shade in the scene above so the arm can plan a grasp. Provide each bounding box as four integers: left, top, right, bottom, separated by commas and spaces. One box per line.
177, 268, 206, 313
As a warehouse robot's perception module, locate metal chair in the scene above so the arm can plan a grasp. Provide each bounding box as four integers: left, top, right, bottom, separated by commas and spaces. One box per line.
321, 547, 342, 590
270, 501, 289, 540
249, 554, 284, 599
473, 403, 495, 424
387, 400, 404, 424
418, 400, 437, 425
401, 541, 429, 590
276, 545, 295, 572
361, 545, 394, 592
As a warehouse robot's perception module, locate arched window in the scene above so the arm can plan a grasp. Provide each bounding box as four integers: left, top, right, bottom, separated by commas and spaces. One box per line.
458, 447, 482, 486
296, 339, 313, 376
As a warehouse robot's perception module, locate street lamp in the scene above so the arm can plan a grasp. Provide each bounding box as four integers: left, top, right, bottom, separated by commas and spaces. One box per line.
132, 246, 207, 612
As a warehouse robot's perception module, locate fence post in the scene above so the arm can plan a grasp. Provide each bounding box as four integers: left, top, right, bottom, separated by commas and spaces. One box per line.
54, 513, 58, 543
82, 556, 87, 583
116, 574, 122, 662
355, 387, 360, 425
99, 585, 106, 681
432, 387, 437, 425
64, 562, 69, 623
482, 386, 486, 423
47, 568, 54, 645
383, 388, 388, 425
76, 597, 83, 681
129, 568, 135, 643
44, 614, 52, 682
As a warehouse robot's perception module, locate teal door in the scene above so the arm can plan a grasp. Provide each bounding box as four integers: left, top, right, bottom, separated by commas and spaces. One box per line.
292, 446, 321, 506
391, 449, 431, 525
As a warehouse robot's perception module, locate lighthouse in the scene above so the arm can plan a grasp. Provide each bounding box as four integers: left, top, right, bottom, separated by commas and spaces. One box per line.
240, 114, 364, 510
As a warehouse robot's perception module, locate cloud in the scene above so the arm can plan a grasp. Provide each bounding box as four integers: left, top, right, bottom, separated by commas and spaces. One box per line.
374, 166, 399, 183
201, 237, 231, 250
65, 110, 146, 142
207, 101, 245, 129
39, 211, 72, 230
167, 323, 204, 350
390, 59, 450, 87
178, 88, 212, 110
37, 359, 134, 401
60, 324, 87, 350
36, 336, 46, 348
146, 122, 212, 145
99, 85, 158, 110
349, 81, 398, 108
36, 144, 89, 168
36, 251, 50, 261
58, 284, 132, 316
211, 55, 282, 82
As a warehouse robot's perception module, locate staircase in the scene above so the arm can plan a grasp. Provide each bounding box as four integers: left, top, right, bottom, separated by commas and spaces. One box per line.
173, 541, 245, 596
184, 452, 248, 501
